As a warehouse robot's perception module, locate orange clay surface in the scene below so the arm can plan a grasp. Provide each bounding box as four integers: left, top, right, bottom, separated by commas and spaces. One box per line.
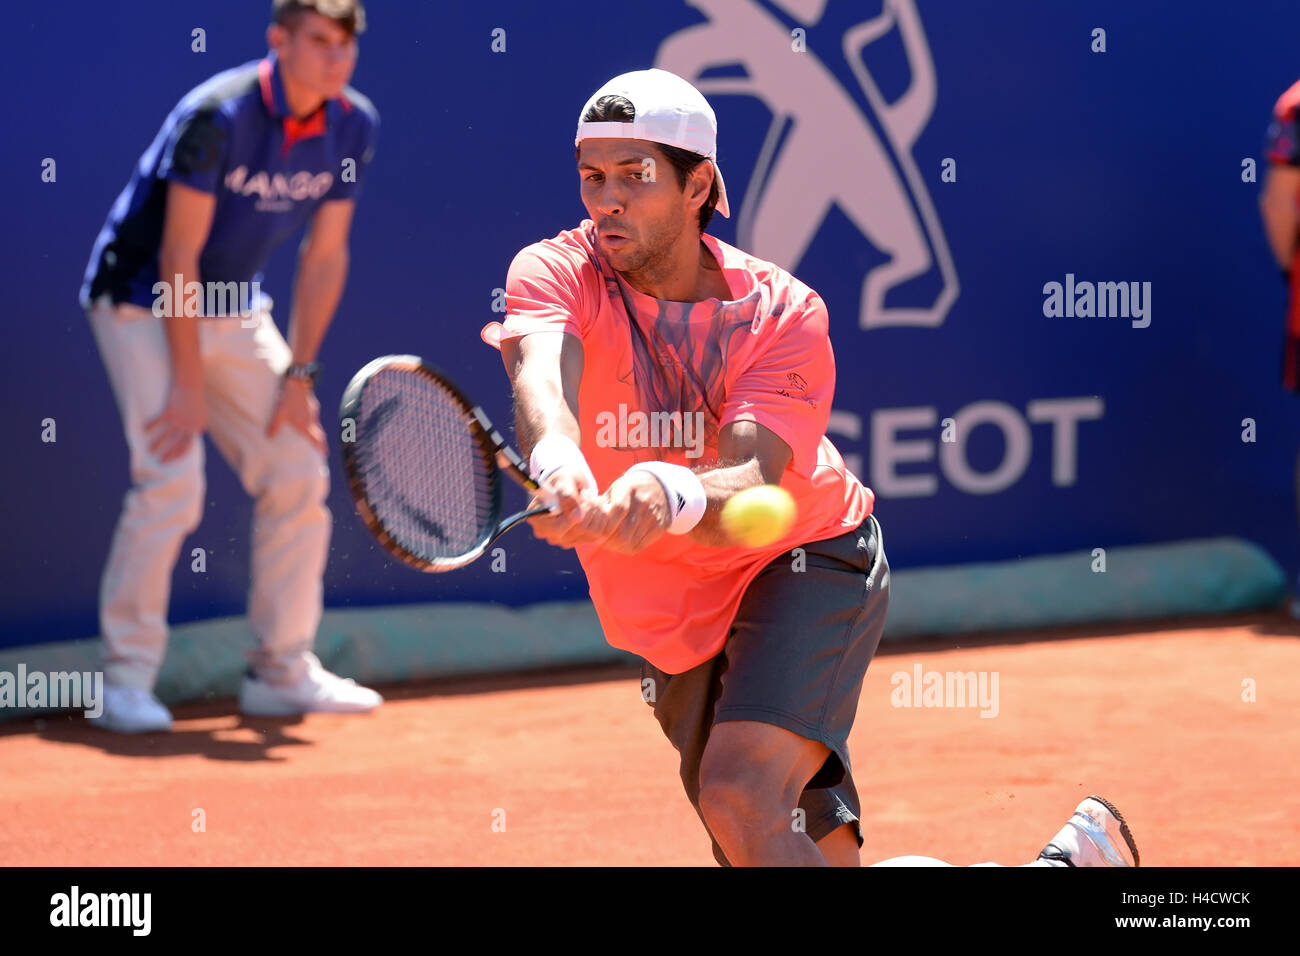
1, 613, 1296, 866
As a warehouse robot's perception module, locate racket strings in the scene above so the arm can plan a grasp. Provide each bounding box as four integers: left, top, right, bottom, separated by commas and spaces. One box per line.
353, 369, 495, 562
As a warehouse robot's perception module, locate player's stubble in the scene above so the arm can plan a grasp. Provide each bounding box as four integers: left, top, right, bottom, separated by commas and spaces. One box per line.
598, 199, 691, 292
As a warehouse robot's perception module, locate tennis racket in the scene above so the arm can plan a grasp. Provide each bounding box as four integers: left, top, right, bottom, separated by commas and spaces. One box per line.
339, 355, 554, 572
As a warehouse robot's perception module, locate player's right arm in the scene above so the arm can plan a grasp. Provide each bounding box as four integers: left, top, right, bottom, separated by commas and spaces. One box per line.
501, 330, 583, 461
496, 239, 609, 543
146, 181, 216, 462
502, 329, 600, 540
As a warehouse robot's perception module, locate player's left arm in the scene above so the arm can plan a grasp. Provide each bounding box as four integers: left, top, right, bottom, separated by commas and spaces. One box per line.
680, 422, 791, 547
583, 420, 792, 553
588, 291, 831, 554
267, 198, 356, 451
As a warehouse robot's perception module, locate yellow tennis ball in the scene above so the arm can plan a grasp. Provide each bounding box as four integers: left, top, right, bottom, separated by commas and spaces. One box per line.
720, 484, 797, 548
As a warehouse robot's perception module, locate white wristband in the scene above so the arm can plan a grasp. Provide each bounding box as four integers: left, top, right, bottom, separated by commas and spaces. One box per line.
529, 434, 597, 489
626, 461, 707, 535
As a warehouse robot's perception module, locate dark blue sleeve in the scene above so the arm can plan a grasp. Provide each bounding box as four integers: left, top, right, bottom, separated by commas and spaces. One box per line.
158, 106, 231, 194
325, 109, 379, 202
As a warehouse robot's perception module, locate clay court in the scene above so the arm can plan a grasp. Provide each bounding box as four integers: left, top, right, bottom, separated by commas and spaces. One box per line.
2, 612, 1296, 867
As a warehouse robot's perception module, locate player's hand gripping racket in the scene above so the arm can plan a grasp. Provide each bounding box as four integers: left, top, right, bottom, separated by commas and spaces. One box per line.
340, 355, 554, 572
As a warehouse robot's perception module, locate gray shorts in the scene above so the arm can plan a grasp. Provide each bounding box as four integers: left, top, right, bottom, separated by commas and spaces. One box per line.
640, 512, 890, 866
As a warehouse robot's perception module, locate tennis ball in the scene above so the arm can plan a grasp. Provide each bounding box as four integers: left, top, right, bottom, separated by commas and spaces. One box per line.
720, 484, 797, 548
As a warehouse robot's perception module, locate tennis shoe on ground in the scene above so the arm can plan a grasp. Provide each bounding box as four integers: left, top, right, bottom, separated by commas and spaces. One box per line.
88, 686, 174, 734
239, 656, 382, 716
1037, 795, 1140, 867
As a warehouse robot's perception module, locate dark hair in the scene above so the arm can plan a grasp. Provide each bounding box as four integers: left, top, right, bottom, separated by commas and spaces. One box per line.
578, 94, 720, 231
272, 0, 367, 37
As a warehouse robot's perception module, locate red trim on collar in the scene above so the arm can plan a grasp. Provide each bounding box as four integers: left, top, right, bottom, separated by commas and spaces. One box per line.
282, 108, 328, 157
258, 59, 276, 115
260, 56, 349, 156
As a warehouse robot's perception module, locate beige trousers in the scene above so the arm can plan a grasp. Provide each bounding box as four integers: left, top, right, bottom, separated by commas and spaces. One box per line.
87, 297, 330, 689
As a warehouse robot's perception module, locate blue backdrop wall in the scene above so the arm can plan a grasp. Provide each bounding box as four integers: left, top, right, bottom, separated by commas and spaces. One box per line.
4, 0, 1299, 648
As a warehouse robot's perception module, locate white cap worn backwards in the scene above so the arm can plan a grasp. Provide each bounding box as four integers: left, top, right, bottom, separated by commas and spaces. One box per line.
575, 68, 731, 219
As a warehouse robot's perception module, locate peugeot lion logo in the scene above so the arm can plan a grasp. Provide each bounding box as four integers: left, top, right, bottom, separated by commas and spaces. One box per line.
657, 0, 958, 329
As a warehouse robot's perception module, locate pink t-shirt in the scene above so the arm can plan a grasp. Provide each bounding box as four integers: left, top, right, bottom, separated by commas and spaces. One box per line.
484, 219, 873, 673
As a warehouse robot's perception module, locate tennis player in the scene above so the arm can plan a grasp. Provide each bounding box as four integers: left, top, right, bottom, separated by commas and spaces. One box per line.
1261, 76, 1300, 616
79, 0, 382, 732
483, 69, 1139, 867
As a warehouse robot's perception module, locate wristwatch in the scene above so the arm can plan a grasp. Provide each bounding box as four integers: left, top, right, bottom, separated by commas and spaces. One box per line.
285, 361, 322, 387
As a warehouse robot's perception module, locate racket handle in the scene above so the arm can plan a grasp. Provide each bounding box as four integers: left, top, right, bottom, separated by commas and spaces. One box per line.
494, 446, 541, 491
533, 484, 559, 511
498, 504, 557, 536
495, 448, 557, 512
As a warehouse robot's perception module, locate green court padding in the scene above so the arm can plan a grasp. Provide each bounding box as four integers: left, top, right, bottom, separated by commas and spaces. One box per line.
0, 537, 1284, 722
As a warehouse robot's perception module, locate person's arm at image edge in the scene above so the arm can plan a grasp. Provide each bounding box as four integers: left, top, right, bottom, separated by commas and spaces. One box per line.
1260, 164, 1300, 273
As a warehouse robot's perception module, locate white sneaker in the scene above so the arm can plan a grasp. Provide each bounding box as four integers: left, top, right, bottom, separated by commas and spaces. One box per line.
239, 658, 383, 716
1037, 795, 1140, 867
87, 686, 174, 734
